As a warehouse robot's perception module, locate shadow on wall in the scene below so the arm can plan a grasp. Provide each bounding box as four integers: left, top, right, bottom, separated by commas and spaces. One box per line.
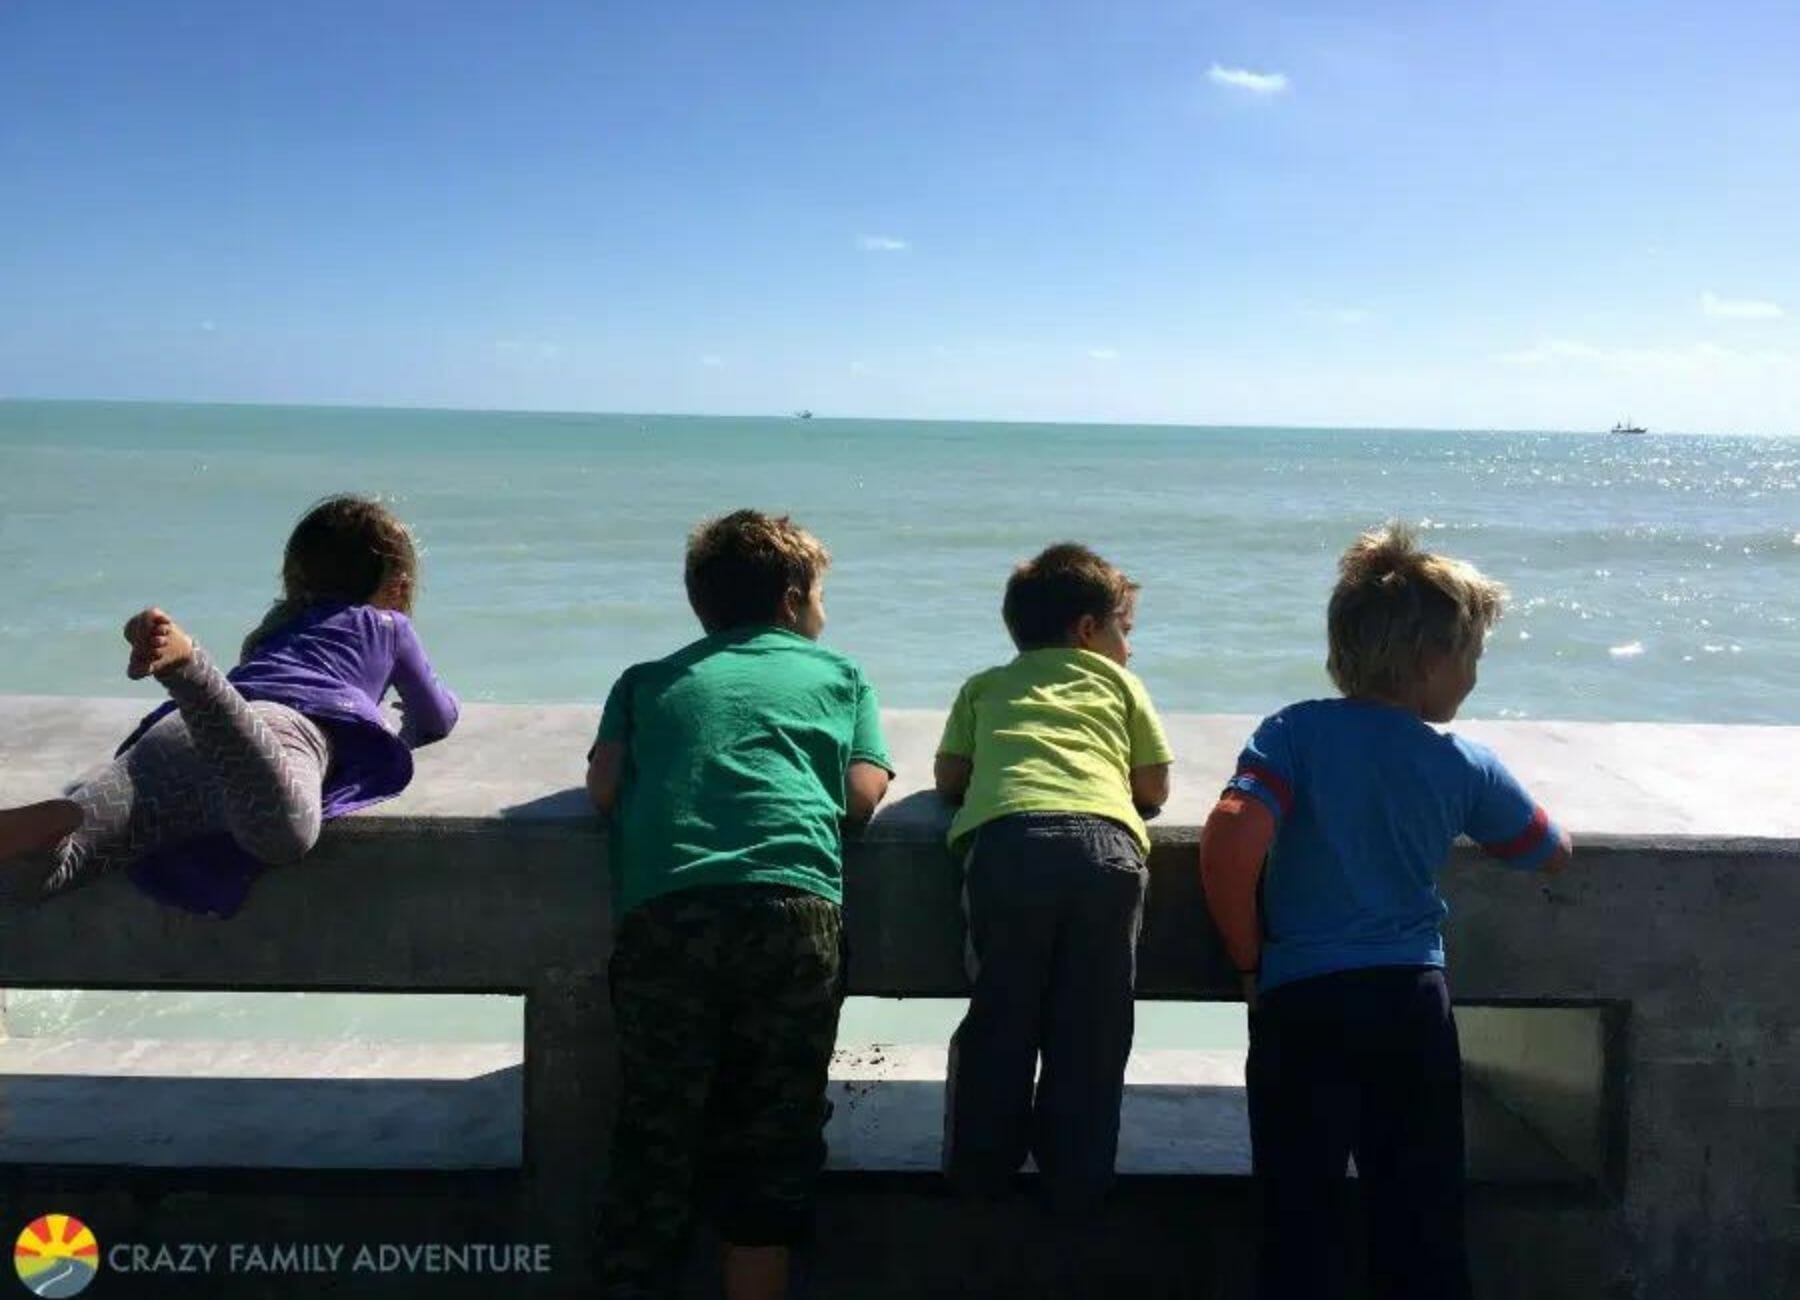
0, 1064, 523, 1169
499, 788, 593, 820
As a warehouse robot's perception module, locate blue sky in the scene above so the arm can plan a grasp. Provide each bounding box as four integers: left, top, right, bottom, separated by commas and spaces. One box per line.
3, 0, 1797, 432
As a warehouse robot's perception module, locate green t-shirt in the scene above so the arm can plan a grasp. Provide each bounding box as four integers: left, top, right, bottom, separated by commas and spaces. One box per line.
596, 626, 893, 914
938, 648, 1173, 852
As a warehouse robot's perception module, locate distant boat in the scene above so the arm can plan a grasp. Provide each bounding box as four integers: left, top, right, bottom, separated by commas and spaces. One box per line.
1610, 419, 1647, 435
795, 409, 814, 420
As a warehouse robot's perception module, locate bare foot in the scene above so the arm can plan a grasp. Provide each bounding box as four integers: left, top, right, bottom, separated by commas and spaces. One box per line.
0, 800, 80, 862
124, 607, 195, 680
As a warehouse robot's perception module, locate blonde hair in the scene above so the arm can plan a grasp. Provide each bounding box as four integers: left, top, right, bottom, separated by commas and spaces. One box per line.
1326, 523, 1507, 700
685, 509, 831, 633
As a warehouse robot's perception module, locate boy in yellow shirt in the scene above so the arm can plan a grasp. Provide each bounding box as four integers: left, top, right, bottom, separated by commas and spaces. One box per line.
934, 542, 1173, 1212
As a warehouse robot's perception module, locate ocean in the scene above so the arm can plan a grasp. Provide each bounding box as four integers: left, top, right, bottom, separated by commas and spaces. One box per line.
2, 400, 1797, 1045
3, 400, 1797, 723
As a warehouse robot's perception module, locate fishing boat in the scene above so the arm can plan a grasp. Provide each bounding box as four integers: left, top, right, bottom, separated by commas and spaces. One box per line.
1610, 419, 1647, 434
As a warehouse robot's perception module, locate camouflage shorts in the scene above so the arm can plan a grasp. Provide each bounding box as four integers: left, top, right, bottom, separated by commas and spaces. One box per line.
597, 884, 844, 1298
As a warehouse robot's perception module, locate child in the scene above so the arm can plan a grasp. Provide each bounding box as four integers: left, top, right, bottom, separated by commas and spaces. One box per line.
0, 495, 459, 917
587, 509, 892, 1300
1199, 523, 1573, 1300
934, 542, 1172, 1212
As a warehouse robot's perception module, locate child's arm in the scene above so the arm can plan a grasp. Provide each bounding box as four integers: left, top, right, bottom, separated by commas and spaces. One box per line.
845, 671, 896, 827
587, 670, 636, 817
1540, 825, 1574, 873
1463, 741, 1572, 875
1200, 792, 1275, 989
1130, 763, 1171, 813
1203, 711, 1296, 1005
390, 615, 460, 747
1126, 680, 1175, 813
934, 754, 973, 804
846, 761, 891, 826
934, 677, 978, 805
587, 740, 626, 815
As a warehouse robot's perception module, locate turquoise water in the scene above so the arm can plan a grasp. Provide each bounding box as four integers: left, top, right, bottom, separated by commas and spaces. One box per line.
4, 400, 1798, 722
3, 400, 1797, 1047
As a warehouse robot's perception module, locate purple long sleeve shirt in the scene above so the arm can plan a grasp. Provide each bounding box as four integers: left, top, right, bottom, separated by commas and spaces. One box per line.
119, 603, 460, 915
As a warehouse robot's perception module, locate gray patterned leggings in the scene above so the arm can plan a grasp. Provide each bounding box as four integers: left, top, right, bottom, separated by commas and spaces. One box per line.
44, 647, 332, 896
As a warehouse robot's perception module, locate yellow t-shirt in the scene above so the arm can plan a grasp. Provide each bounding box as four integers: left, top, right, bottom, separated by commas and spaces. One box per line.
938, 648, 1174, 852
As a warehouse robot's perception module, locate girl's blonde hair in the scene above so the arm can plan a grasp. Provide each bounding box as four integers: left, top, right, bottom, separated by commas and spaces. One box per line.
241, 495, 419, 658
1326, 523, 1507, 700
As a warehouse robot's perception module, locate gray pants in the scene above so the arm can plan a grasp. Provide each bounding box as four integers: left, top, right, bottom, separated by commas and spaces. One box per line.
42, 647, 332, 897
942, 812, 1148, 1209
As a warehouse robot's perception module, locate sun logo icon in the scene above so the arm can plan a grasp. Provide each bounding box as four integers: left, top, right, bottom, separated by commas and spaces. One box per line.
13, 1216, 99, 1298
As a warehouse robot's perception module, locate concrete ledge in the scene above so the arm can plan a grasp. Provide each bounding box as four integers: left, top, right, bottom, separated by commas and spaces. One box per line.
0, 1039, 522, 1168
8, 697, 1800, 842
0, 698, 1795, 1298
829, 1042, 1596, 1186
0, 1032, 1599, 1190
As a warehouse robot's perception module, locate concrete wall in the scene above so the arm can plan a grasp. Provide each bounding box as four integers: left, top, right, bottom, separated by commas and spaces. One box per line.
0, 698, 1796, 1298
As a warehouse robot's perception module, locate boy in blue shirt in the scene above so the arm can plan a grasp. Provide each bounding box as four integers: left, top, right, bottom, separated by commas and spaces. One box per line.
1200, 524, 1572, 1300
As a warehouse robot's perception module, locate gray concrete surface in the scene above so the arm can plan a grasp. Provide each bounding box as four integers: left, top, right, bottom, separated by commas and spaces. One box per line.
0, 1039, 521, 1167
0, 1034, 1586, 1190
0, 697, 1793, 1299
7, 696, 1799, 840
825, 1044, 1580, 1185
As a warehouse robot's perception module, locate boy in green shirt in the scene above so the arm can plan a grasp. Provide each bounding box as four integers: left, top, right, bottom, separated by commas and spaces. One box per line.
587, 510, 893, 1300
935, 542, 1172, 1212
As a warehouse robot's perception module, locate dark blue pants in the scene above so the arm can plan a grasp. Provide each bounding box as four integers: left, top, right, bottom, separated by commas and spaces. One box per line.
1247, 965, 1473, 1300
943, 813, 1148, 1211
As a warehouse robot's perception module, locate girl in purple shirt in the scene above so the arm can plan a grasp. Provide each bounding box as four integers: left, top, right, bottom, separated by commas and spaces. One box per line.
0, 495, 459, 916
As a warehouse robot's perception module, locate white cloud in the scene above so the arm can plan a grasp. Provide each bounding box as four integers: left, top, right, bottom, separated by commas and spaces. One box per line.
700, 354, 724, 368
1087, 347, 1120, 361
1471, 334, 1800, 432
198, 320, 218, 334
1495, 336, 1799, 380
856, 235, 910, 252
1702, 291, 1785, 321
494, 339, 563, 361
1207, 64, 1288, 95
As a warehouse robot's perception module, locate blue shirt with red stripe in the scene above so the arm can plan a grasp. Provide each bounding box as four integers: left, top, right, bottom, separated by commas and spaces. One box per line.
1225, 698, 1561, 992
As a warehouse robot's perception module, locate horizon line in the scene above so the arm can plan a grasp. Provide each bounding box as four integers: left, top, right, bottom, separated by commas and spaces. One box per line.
0, 393, 1779, 440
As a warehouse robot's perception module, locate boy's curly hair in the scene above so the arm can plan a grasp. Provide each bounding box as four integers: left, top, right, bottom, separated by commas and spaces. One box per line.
1002, 542, 1139, 652
1327, 523, 1507, 700
685, 509, 831, 634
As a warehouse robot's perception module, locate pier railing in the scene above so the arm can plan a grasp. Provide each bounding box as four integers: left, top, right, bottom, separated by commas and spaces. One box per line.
0, 700, 1794, 1298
